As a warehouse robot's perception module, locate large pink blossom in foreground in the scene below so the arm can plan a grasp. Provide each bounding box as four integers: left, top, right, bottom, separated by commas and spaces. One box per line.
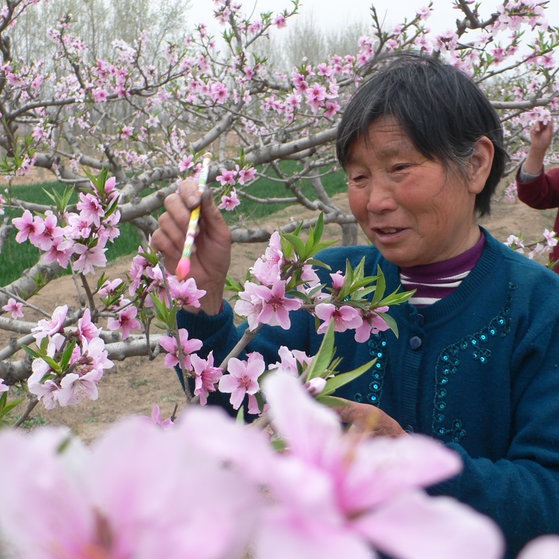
518, 535, 559, 558
0, 415, 262, 559
256, 372, 505, 559
3, 372, 557, 558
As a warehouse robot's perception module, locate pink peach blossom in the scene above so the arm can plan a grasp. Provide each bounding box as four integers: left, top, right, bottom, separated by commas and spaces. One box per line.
159, 329, 203, 370
315, 302, 363, 334
218, 351, 265, 410
191, 351, 223, 405
2, 297, 24, 319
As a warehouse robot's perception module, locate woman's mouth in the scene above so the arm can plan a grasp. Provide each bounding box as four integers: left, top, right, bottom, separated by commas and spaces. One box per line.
372, 227, 408, 242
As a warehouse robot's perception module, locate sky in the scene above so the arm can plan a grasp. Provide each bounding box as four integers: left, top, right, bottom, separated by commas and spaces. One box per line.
185, 0, 559, 35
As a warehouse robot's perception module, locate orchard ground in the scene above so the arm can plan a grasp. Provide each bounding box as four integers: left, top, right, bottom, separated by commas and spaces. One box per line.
9, 183, 557, 442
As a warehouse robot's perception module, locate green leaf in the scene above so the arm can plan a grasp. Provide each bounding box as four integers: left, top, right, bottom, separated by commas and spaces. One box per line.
142, 247, 161, 266
270, 436, 287, 452
320, 357, 377, 396
305, 321, 336, 381
59, 339, 77, 370
371, 265, 387, 303
105, 196, 120, 218
84, 167, 110, 197
235, 405, 245, 424
43, 185, 74, 212
225, 275, 244, 293
378, 312, 399, 337
42, 355, 62, 374
96, 273, 108, 290
378, 287, 415, 306
310, 240, 336, 255
313, 212, 325, 242
315, 394, 348, 408
39, 336, 50, 354
282, 232, 306, 256
150, 293, 173, 325
0, 396, 25, 417
22, 344, 41, 359
57, 434, 74, 454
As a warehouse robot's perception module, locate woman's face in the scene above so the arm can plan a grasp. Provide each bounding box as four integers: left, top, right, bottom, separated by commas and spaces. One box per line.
346, 116, 488, 268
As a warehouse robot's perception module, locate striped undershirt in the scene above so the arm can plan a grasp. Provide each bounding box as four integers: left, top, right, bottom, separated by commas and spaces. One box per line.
399, 231, 486, 307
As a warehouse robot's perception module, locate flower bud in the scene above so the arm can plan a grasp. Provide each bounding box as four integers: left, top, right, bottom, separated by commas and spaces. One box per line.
305, 377, 327, 396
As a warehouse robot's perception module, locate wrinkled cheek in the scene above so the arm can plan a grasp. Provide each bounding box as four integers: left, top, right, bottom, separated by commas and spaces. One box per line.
424, 206, 447, 231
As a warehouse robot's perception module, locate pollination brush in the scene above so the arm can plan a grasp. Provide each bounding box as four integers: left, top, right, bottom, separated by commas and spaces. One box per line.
175, 154, 212, 281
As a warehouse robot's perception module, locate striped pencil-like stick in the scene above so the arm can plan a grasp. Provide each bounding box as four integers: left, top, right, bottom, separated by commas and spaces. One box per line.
175, 154, 211, 280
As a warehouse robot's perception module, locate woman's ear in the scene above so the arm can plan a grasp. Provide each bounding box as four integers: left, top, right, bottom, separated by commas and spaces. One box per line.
467, 136, 495, 195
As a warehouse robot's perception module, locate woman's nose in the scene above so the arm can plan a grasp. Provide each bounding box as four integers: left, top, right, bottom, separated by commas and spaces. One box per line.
366, 180, 398, 213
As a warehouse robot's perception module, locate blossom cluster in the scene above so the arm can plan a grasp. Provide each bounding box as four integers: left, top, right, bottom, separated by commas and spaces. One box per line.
8, 0, 552, 198
153, 218, 409, 415
26, 306, 113, 409
2, 175, 139, 406
12, 174, 120, 275
504, 228, 558, 265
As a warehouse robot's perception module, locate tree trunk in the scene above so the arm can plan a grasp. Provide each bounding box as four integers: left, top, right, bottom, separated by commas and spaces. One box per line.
341, 222, 358, 246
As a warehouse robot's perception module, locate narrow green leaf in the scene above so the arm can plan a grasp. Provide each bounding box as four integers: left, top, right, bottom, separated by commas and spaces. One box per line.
42, 355, 62, 374
314, 212, 325, 242
225, 275, 244, 293
270, 437, 287, 451
307, 257, 332, 271
379, 288, 415, 306
150, 293, 171, 323
22, 344, 41, 359
305, 321, 336, 380
282, 232, 306, 255
59, 339, 77, 370
0, 397, 25, 416
321, 358, 377, 396
315, 394, 348, 408
371, 265, 387, 303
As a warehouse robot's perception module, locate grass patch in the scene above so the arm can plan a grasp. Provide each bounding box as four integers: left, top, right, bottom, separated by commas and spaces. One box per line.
19, 414, 49, 429
130, 379, 150, 388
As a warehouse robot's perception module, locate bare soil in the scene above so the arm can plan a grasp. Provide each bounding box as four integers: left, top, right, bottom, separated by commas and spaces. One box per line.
12, 188, 557, 442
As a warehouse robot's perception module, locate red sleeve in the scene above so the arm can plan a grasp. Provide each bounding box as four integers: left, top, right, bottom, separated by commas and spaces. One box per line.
516, 166, 559, 209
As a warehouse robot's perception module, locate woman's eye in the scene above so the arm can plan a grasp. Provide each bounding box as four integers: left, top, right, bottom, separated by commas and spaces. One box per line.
392, 163, 411, 172
348, 175, 367, 187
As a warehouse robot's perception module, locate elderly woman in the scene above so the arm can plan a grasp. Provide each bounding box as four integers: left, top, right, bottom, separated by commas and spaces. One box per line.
151, 53, 559, 557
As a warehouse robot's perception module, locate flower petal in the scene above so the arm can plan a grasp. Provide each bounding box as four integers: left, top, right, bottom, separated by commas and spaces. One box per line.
263, 371, 341, 466
355, 490, 504, 559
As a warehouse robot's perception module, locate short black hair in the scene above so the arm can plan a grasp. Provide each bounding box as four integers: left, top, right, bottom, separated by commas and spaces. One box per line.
336, 51, 508, 216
